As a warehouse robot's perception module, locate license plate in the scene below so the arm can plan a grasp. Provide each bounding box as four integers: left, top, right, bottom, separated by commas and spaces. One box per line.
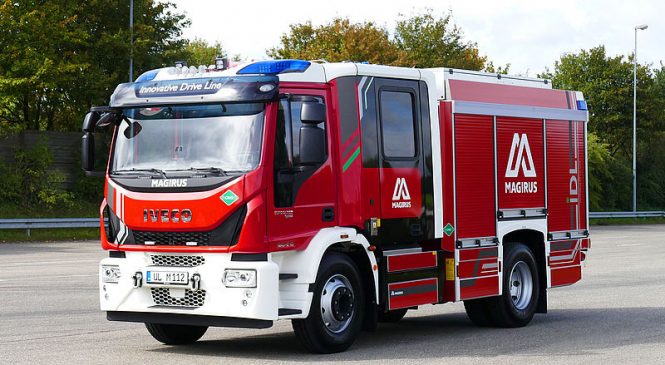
146, 270, 189, 285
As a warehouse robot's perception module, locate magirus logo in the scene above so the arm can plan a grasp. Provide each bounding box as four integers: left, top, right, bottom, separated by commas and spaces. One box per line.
392, 177, 412, 208
505, 133, 537, 194
151, 179, 188, 188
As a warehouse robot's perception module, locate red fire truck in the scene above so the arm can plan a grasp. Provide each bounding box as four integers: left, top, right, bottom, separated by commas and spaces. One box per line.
82, 59, 590, 353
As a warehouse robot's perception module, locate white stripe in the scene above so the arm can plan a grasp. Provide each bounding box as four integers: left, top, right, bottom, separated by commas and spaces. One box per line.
430, 92, 444, 238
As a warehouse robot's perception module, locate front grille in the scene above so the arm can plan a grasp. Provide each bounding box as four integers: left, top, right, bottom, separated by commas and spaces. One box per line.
150, 255, 205, 267
151, 287, 206, 308
134, 231, 211, 246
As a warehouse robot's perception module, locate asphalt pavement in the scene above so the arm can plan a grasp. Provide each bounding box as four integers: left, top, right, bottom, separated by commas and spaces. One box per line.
1, 224, 664, 364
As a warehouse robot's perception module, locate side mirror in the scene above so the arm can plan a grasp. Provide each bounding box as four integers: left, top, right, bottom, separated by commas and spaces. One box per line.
299, 125, 326, 165
97, 112, 121, 128
81, 132, 95, 171
123, 121, 143, 139
82, 112, 100, 132
300, 102, 326, 124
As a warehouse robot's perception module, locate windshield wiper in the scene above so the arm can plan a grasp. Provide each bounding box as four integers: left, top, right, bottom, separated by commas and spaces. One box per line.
111, 168, 167, 178
185, 167, 227, 176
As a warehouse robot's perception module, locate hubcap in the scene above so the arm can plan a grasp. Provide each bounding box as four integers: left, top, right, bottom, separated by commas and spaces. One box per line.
509, 261, 533, 310
320, 274, 355, 333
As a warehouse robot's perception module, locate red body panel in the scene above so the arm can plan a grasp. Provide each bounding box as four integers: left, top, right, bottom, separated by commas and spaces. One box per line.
388, 278, 438, 310
386, 252, 437, 273
454, 114, 496, 239
496, 117, 545, 210
448, 80, 570, 109
379, 168, 422, 219
546, 120, 586, 232
458, 246, 500, 300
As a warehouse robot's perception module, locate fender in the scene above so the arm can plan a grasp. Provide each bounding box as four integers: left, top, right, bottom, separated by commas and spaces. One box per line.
496, 218, 547, 295
271, 227, 378, 318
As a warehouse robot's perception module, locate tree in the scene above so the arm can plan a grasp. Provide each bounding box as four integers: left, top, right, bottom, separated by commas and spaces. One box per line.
183, 38, 225, 66
393, 10, 488, 70
544, 46, 665, 210
542, 46, 663, 154
0, 0, 190, 133
268, 18, 399, 65
268, 10, 504, 72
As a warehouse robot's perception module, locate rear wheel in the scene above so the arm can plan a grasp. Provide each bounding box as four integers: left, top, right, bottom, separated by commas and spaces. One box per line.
145, 323, 207, 345
378, 308, 408, 323
463, 298, 494, 326
292, 252, 365, 353
490, 243, 540, 327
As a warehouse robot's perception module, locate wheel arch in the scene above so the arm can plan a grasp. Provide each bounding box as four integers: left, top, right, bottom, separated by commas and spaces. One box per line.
274, 227, 379, 318
501, 228, 547, 313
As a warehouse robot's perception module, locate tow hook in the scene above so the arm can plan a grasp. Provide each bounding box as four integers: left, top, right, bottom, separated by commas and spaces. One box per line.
132, 272, 143, 288
191, 273, 201, 291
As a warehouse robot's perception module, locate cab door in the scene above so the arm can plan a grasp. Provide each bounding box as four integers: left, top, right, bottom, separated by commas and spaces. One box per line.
374, 79, 426, 245
267, 90, 337, 251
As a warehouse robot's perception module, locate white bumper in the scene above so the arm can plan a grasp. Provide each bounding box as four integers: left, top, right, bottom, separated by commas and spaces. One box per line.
100, 251, 307, 322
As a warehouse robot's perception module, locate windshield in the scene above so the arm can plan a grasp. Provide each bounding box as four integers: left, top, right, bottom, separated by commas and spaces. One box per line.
111, 103, 265, 174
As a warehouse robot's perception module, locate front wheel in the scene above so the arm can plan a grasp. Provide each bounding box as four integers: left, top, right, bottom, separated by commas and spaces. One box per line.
292, 252, 365, 353
145, 323, 207, 345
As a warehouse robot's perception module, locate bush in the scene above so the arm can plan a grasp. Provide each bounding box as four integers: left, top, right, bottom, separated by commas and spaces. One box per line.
0, 139, 73, 210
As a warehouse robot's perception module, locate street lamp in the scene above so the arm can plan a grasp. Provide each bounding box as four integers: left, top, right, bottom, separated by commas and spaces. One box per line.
633, 24, 647, 212
129, 0, 134, 82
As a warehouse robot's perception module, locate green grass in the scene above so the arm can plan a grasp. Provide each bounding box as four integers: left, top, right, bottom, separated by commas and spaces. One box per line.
0, 228, 100, 243
590, 217, 665, 226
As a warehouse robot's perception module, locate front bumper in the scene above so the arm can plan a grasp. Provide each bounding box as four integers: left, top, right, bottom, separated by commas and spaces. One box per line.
100, 251, 281, 321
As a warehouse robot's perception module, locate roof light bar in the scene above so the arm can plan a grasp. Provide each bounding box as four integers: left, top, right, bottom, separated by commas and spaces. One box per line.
135, 69, 160, 82
237, 60, 311, 75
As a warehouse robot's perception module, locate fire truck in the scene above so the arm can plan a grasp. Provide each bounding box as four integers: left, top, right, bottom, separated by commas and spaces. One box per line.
82, 59, 590, 353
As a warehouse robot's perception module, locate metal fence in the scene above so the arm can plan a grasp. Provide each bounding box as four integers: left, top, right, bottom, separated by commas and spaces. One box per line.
0, 218, 102, 236
2, 212, 664, 237
588, 211, 665, 219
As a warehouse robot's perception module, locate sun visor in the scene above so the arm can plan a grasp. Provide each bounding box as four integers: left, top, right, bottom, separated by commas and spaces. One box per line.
109, 76, 279, 107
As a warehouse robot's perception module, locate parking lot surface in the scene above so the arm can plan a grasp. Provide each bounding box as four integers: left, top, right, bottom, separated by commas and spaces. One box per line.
1, 224, 664, 364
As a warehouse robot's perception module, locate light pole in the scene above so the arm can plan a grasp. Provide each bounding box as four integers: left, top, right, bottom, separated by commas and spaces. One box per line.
129, 0, 134, 82
633, 24, 648, 212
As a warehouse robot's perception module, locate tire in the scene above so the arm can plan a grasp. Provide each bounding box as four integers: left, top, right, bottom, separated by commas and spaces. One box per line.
292, 252, 365, 353
463, 298, 494, 326
144, 323, 208, 345
489, 243, 540, 327
378, 308, 408, 323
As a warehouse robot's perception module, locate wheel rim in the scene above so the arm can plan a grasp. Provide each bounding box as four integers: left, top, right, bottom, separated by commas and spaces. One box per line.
509, 261, 533, 310
320, 274, 355, 334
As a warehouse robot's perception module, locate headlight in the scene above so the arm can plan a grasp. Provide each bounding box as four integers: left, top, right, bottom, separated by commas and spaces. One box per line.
101, 265, 121, 283
222, 269, 256, 288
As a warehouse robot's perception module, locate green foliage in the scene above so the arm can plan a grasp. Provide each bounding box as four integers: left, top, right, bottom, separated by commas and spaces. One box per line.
545, 46, 665, 210
183, 38, 225, 66
393, 10, 486, 70
542, 46, 664, 154
0, 0, 190, 133
268, 18, 399, 65
0, 139, 73, 210
268, 10, 493, 70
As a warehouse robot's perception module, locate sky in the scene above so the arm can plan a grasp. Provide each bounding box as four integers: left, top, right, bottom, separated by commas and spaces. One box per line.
165, 0, 662, 76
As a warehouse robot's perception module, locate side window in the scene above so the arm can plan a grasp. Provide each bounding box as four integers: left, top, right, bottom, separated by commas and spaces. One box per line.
274, 95, 326, 207
379, 90, 417, 158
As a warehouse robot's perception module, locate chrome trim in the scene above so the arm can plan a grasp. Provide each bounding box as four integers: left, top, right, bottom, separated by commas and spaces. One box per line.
454, 101, 588, 122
